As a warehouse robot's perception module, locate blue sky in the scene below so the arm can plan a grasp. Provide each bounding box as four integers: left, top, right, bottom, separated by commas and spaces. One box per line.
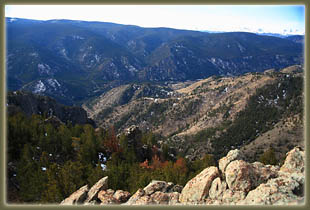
5, 5, 305, 35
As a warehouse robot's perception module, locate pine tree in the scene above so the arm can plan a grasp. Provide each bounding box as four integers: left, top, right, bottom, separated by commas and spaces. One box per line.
17, 144, 47, 202
259, 147, 277, 165
42, 163, 62, 203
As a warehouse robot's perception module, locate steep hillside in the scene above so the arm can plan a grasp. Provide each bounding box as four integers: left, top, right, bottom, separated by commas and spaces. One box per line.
84, 65, 304, 161
7, 91, 95, 126
6, 18, 303, 105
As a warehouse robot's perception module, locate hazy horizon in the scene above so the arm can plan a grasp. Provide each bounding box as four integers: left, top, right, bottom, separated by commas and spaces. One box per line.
5, 5, 305, 35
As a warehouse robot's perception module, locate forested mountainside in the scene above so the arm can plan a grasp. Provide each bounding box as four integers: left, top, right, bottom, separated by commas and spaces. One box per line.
7, 91, 95, 126
7, 65, 304, 204
6, 17, 303, 105
84, 65, 304, 161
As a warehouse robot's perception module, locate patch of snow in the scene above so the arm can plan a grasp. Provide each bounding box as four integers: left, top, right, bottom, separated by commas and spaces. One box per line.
98, 152, 104, 161
29, 52, 38, 57
72, 35, 85, 40
100, 164, 106, 171
33, 80, 46, 93
237, 43, 246, 52
38, 63, 52, 76
94, 54, 100, 62
128, 65, 138, 73
60, 48, 70, 60
47, 78, 61, 89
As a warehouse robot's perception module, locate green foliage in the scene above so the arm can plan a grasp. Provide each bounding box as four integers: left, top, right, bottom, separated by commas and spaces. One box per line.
259, 148, 277, 165
190, 154, 216, 175
16, 144, 47, 202
41, 163, 63, 203
96, 106, 114, 119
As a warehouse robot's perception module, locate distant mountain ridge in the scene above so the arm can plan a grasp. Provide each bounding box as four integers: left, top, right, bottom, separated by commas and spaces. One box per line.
6, 17, 303, 105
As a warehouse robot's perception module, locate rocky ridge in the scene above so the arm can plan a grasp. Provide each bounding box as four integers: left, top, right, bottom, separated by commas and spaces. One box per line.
61, 146, 305, 205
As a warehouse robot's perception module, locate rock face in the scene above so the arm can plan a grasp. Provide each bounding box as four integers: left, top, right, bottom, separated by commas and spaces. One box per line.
85, 176, 109, 203
225, 160, 257, 193
179, 166, 219, 204
209, 177, 227, 200
61, 147, 305, 205
60, 185, 89, 205
113, 190, 131, 203
218, 149, 245, 174
98, 189, 118, 204
280, 147, 304, 174
124, 180, 183, 205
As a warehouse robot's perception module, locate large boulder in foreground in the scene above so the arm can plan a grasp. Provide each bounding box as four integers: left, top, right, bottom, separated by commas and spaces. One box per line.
124, 181, 182, 205
225, 160, 257, 193
238, 172, 304, 205
113, 190, 131, 203
143, 180, 173, 195
280, 147, 304, 174
208, 177, 227, 200
60, 185, 89, 205
219, 149, 245, 174
179, 166, 219, 204
84, 176, 108, 203
98, 189, 118, 204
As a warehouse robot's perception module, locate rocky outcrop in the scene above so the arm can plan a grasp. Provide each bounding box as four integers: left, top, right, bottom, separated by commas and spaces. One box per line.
218, 149, 245, 174
280, 147, 304, 174
61, 147, 305, 205
98, 189, 118, 204
179, 166, 219, 204
84, 176, 109, 203
124, 180, 183, 205
60, 185, 89, 205
209, 177, 227, 200
113, 190, 131, 203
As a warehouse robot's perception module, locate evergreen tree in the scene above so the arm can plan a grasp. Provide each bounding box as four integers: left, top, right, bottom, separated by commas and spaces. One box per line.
17, 144, 47, 202
259, 147, 277, 165
42, 163, 62, 203
59, 160, 85, 197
